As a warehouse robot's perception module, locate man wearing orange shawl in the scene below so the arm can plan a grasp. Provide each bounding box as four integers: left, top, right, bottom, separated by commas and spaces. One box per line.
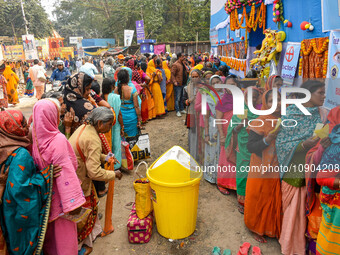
3, 65, 19, 105
244, 90, 282, 243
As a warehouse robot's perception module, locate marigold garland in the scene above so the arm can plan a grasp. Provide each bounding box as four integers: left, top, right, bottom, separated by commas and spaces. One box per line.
221, 56, 247, 76
299, 38, 329, 77
323, 51, 328, 78
230, 2, 266, 32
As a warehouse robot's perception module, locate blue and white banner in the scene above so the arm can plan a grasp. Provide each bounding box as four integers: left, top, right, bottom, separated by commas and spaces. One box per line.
324, 31, 340, 109
281, 42, 301, 86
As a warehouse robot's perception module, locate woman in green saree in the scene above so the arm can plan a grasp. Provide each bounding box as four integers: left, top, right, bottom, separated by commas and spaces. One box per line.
0, 110, 54, 254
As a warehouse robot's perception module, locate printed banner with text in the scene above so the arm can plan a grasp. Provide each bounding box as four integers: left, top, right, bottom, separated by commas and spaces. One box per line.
136, 20, 145, 41
324, 31, 340, 109
281, 42, 301, 86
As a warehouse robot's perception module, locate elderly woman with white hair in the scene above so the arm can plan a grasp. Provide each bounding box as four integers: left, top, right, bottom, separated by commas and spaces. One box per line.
68, 107, 122, 254
103, 57, 115, 79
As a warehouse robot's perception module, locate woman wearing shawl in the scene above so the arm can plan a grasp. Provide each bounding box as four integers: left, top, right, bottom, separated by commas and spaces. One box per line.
203, 75, 224, 184
305, 106, 340, 255
276, 80, 326, 255
164, 61, 175, 112
115, 69, 141, 137
224, 86, 261, 213
146, 58, 165, 117
244, 90, 282, 243
183, 69, 202, 161
139, 62, 152, 123
126, 59, 142, 85
216, 75, 238, 195
63, 72, 94, 137
3, 65, 19, 105
314, 107, 340, 255
0, 71, 8, 109
23, 64, 34, 97
0, 110, 52, 254
31, 100, 86, 255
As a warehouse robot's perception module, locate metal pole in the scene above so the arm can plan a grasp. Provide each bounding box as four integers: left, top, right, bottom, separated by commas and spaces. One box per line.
196, 32, 198, 52
20, 0, 29, 35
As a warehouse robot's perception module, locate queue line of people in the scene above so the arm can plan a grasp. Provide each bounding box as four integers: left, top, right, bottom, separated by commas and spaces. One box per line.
186, 65, 340, 255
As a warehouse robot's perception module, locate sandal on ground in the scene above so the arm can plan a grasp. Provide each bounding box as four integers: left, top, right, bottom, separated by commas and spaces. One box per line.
212, 246, 221, 255
98, 187, 108, 198
237, 242, 251, 255
252, 246, 261, 255
253, 233, 267, 243
217, 186, 230, 195
222, 249, 231, 255
78, 246, 93, 255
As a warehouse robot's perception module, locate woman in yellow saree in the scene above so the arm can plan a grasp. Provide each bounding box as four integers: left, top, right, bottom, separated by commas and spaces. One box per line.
163, 61, 174, 112
146, 58, 165, 118
3, 65, 19, 105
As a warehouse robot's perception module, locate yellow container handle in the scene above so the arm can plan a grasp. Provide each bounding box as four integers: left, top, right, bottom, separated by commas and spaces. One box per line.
135, 161, 149, 179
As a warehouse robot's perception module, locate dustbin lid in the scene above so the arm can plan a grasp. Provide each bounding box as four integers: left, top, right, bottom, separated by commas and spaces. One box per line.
152, 146, 199, 172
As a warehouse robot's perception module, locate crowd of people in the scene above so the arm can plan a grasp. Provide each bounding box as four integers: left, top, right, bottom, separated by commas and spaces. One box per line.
185, 67, 339, 255
0, 50, 339, 255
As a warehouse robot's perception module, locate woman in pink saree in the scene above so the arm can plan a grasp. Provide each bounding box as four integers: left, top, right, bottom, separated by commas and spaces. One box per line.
31, 99, 85, 255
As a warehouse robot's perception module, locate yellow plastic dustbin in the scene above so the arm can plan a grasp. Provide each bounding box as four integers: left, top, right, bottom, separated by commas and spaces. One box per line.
146, 146, 202, 239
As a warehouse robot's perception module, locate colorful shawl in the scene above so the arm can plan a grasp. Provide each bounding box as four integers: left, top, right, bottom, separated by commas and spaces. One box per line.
32, 99, 85, 222
64, 72, 95, 127
1, 147, 53, 255
0, 110, 30, 165
306, 106, 340, 216
126, 59, 142, 84
315, 124, 340, 255
276, 104, 322, 179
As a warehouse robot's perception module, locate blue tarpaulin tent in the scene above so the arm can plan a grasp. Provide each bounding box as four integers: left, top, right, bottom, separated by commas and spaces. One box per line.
81, 38, 115, 48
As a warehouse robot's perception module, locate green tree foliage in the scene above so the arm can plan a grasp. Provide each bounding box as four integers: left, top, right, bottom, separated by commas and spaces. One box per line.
0, 0, 52, 39
53, 0, 210, 44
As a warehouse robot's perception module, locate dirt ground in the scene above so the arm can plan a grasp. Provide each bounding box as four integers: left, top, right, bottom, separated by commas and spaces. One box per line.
92, 111, 282, 255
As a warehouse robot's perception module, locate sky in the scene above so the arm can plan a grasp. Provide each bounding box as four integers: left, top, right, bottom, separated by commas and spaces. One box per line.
41, 0, 57, 20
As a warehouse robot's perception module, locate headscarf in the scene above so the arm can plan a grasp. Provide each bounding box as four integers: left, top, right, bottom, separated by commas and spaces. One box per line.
193, 64, 204, 71
265, 75, 278, 90
0, 110, 30, 165
162, 61, 171, 81
3, 65, 19, 85
146, 59, 157, 75
170, 57, 177, 67
64, 72, 95, 125
121, 67, 142, 105
126, 59, 142, 84
31, 99, 85, 222
203, 71, 214, 78
276, 104, 322, 179
209, 75, 221, 85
